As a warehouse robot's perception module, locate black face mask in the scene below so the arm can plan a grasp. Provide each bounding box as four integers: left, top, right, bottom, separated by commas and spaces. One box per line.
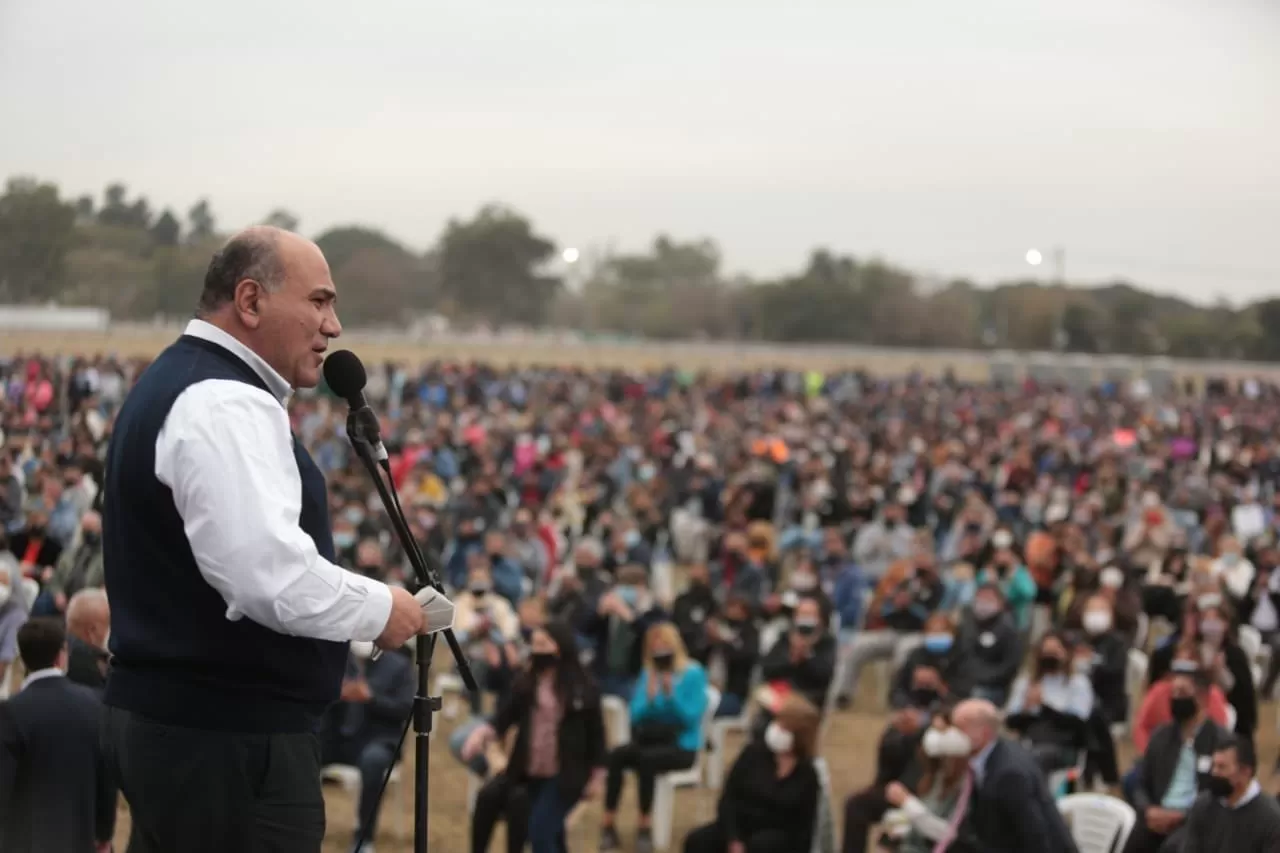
488, 551, 504, 563
911, 687, 939, 708
470, 587, 489, 598
28, 524, 45, 536
82, 531, 101, 546
795, 621, 820, 638
1170, 695, 1198, 723
1203, 774, 1234, 799
530, 652, 557, 672
1039, 655, 1063, 674
652, 652, 675, 671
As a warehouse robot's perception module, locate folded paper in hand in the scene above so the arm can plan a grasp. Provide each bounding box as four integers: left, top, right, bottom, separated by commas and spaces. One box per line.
414, 586, 456, 634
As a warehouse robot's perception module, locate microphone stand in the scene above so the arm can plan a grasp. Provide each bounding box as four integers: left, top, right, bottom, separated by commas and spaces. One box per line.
346, 408, 477, 853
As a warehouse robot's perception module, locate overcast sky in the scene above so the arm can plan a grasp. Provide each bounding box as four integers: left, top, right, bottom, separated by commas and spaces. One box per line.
2, 0, 1276, 302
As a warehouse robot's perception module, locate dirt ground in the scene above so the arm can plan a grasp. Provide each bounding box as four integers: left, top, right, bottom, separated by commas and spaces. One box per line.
108, 669, 1280, 853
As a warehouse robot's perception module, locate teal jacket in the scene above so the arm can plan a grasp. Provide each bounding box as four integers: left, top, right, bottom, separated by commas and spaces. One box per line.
630, 661, 709, 752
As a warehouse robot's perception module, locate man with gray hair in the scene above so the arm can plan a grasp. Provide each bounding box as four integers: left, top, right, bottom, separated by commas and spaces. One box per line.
101, 226, 445, 852
939, 698, 1078, 853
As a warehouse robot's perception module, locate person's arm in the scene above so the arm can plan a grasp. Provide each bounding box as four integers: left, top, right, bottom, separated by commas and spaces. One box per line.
758, 636, 793, 682
899, 794, 952, 840
155, 382, 393, 642
1133, 685, 1161, 754
991, 765, 1060, 850
717, 743, 753, 843
668, 664, 709, 728
1182, 794, 1207, 852
1131, 735, 1156, 814
629, 670, 655, 722
44, 548, 74, 599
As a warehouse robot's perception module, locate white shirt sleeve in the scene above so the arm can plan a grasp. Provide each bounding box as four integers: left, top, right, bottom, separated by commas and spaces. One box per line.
155, 379, 393, 642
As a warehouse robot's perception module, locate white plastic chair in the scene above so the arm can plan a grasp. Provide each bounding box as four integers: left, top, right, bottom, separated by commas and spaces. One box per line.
1226, 703, 1238, 731
433, 671, 467, 719
1058, 793, 1136, 853
321, 761, 404, 839
811, 757, 836, 853
602, 694, 631, 748
1134, 612, 1150, 651
651, 686, 720, 851
1238, 625, 1269, 687
708, 666, 762, 790
817, 656, 849, 750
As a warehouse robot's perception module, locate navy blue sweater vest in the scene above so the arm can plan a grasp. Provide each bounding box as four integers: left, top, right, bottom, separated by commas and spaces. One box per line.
102, 335, 347, 733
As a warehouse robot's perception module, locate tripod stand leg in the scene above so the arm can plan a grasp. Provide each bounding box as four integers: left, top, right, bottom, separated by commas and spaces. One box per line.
414, 634, 442, 853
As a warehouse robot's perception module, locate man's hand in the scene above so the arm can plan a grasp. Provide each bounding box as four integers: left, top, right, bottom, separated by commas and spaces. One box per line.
728, 841, 746, 853
1145, 807, 1183, 834
54, 591, 67, 612
461, 723, 495, 761
376, 586, 426, 649
661, 672, 675, 695
884, 781, 910, 808
340, 679, 372, 703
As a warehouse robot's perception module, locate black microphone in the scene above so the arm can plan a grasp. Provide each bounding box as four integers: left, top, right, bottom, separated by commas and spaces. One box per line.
322, 350, 388, 463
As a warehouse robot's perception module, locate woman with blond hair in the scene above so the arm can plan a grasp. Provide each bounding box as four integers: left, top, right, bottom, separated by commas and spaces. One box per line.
684, 693, 822, 853
599, 621, 710, 853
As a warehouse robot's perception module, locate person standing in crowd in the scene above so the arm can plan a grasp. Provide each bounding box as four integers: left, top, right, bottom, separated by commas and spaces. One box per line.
0, 618, 116, 853
464, 621, 606, 853
319, 641, 414, 853
1183, 736, 1280, 851
943, 698, 1078, 853
65, 588, 110, 693
1125, 662, 1232, 853
683, 694, 822, 853
600, 622, 709, 853
100, 227, 444, 852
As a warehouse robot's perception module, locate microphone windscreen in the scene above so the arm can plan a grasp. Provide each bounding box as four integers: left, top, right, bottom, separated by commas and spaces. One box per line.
322, 350, 367, 400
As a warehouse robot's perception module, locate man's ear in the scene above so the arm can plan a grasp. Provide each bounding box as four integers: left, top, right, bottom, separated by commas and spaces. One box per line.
233, 278, 264, 329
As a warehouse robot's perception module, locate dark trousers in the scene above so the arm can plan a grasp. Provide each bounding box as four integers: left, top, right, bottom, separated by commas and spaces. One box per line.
841, 785, 890, 853
472, 774, 569, 853
684, 820, 791, 853
102, 706, 325, 853
1084, 711, 1120, 786
1122, 821, 1187, 853
320, 732, 398, 842
604, 743, 696, 816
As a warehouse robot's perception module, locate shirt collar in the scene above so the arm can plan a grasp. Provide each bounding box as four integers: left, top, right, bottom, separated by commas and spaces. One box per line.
184, 319, 292, 404
21, 667, 64, 691
969, 738, 998, 782
1228, 779, 1262, 809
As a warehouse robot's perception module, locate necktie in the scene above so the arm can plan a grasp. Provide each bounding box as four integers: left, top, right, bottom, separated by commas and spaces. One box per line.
934, 768, 975, 853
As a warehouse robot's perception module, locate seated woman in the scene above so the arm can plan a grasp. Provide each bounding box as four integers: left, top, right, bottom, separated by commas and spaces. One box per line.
876, 710, 971, 853
1004, 631, 1093, 776
758, 595, 837, 712
462, 621, 606, 853
600, 622, 710, 853
889, 613, 963, 710
683, 694, 822, 853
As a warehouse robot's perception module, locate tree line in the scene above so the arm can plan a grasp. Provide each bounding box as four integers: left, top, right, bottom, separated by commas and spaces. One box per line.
0, 175, 1275, 360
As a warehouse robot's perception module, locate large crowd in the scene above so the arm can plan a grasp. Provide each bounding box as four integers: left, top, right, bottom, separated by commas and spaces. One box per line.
5, 350, 1280, 853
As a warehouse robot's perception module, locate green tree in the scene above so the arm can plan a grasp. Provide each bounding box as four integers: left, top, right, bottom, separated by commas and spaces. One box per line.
0, 177, 77, 302
262, 209, 300, 232
150, 209, 181, 247
187, 199, 216, 242
436, 204, 560, 326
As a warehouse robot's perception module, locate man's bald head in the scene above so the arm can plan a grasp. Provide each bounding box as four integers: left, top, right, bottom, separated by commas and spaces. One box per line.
952, 698, 1001, 755
67, 587, 110, 650
194, 225, 341, 389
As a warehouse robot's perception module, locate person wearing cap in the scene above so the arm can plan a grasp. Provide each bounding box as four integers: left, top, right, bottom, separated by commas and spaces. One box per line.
1124, 662, 1232, 853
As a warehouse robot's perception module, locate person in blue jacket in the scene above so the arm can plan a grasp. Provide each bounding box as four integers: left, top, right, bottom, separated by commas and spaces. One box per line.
599, 621, 709, 853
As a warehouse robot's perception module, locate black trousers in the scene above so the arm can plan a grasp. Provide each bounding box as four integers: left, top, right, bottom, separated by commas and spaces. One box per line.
604, 743, 696, 816
684, 820, 791, 853
841, 785, 890, 853
1122, 821, 1187, 853
102, 706, 325, 853
472, 774, 569, 853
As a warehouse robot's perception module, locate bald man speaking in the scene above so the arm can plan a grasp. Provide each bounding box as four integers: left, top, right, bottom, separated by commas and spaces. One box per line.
101, 227, 436, 852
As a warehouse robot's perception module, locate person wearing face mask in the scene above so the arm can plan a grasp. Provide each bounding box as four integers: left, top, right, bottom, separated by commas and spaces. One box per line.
953, 584, 1022, 707
30, 510, 104, 618
1183, 736, 1280, 852
318, 639, 415, 853
588, 565, 668, 700
976, 530, 1036, 631
456, 563, 522, 715
1149, 599, 1257, 737
1134, 655, 1232, 755
1005, 632, 1094, 778
890, 613, 963, 711
706, 596, 760, 718
1077, 594, 1129, 792
760, 596, 838, 711
877, 711, 972, 853
599, 623, 708, 853
1125, 665, 1232, 853
684, 694, 822, 853
674, 563, 718, 665
1211, 534, 1256, 601
463, 622, 606, 853
8, 506, 61, 586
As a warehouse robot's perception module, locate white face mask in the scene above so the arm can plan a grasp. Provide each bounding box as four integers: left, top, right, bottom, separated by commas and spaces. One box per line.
764, 721, 794, 755
1100, 568, 1124, 590
350, 641, 375, 660
1083, 610, 1113, 636
922, 727, 973, 758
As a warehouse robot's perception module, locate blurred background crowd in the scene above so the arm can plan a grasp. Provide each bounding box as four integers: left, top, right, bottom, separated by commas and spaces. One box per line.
7, 347, 1280, 852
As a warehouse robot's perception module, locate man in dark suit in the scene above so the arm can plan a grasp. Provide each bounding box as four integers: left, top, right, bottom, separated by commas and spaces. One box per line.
944, 698, 1079, 853
0, 617, 117, 852
319, 641, 414, 851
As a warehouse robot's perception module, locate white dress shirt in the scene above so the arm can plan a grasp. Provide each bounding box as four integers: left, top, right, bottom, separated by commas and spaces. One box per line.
154, 320, 392, 643
21, 666, 64, 691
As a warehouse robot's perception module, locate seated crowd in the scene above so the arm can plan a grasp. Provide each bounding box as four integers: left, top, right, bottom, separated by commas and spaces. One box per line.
6, 352, 1280, 853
